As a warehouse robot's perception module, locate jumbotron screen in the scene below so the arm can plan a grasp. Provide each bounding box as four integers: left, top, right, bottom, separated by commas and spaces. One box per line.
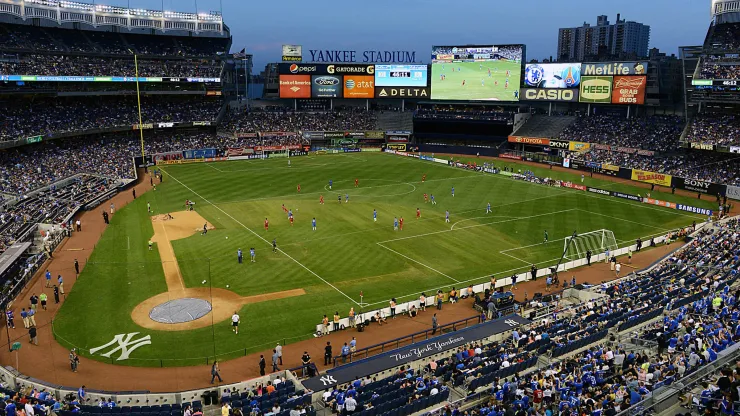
430, 45, 523, 101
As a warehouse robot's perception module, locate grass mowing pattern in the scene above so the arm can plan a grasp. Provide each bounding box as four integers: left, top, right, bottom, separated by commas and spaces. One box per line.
53, 152, 706, 366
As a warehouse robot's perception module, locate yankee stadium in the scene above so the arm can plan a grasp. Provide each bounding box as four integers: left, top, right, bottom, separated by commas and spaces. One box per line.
0, 0, 737, 415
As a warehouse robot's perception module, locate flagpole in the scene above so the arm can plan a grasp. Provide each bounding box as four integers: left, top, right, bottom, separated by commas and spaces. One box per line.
243, 51, 249, 109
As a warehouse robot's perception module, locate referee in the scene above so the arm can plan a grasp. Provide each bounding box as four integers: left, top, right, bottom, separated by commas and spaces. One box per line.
231, 311, 240, 335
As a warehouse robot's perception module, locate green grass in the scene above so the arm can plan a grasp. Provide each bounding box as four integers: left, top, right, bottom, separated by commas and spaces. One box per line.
430, 61, 521, 101
53, 152, 705, 366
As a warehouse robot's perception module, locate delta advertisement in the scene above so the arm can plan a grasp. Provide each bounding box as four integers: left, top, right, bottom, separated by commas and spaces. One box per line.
279, 75, 311, 98
631, 169, 672, 187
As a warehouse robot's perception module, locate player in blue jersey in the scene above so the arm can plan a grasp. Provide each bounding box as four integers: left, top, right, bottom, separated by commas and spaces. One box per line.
288, 209, 292, 219
312, 217, 316, 231
486, 202, 491, 214
481, 79, 484, 87
345, 194, 349, 203
373, 209, 377, 222
430, 194, 436, 205
451, 186, 455, 197
393, 217, 399, 231
329, 179, 333, 190
445, 210, 450, 223
488, 68, 491, 77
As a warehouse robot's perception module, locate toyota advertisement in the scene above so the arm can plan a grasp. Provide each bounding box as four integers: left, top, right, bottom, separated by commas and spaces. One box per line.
343, 75, 375, 98
311, 75, 342, 98
279, 75, 311, 98
524, 63, 581, 88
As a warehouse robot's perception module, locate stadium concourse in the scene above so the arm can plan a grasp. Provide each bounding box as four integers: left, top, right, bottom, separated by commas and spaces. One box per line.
0, 164, 683, 392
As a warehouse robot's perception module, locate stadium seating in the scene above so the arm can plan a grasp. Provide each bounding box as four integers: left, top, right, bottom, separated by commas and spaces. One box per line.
685, 114, 740, 146
557, 114, 684, 151
222, 107, 379, 133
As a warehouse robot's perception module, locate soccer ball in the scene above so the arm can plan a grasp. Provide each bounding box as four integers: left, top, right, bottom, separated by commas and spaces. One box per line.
202, 280, 206, 284
226, 236, 229, 239
226, 285, 230, 288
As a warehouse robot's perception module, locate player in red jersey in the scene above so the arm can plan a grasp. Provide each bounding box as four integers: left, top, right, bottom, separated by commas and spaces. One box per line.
354, 178, 359, 187
462, 79, 466, 86
399, 217, 404, 230
297, 184, 301, 193
423, 193, 428, 203
289, 216, 294, 226
416, 208, 421, 219
264, 218, 269, 231
282, 204, 288, 213
319, 195, 324, 205
422, 174, 426, 182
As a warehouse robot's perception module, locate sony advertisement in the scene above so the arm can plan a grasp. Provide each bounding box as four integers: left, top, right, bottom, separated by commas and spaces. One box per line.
524, 63, 581, 88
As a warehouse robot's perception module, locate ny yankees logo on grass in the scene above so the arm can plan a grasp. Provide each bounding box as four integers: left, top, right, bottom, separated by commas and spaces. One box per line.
89, 332, 152, 361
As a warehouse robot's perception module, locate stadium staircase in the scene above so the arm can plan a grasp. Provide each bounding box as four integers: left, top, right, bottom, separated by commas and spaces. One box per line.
511, 114, 576, 138
376, 112, 414, 132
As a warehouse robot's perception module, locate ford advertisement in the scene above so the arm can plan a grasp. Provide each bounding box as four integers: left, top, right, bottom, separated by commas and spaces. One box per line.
311, 75, 342, 98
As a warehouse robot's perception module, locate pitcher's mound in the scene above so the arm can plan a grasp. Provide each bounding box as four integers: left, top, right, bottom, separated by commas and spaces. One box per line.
149, 298, 213, 324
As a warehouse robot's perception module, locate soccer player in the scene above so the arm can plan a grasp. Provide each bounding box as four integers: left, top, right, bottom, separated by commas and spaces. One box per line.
424, 193, 428, 203
505, 80, 509, 89
445, 210, 450, 223
431, 194, 436, 205
440, 74, 444, 81
290, 215, 294, 226
581, 174, 584, 183
416, 208, 421, 219
506, 70, 510, 77
373, 209, 377, 222
288, 208, 293, 219
422, 173, 426, 182
338, 195, 341, 204
319, 195, 324, 204
479, 63, 482, 70
329, 179, 333, 190
462, 79, 466, 87
486, 202, 492, 214
354, 178, 359, 187
282, 203, 287, 213
481, 79, 484, 87
312, 218, 317, 231
250, 247, 255, 262
264, 218, 269, 231
543, 230, 549, 244
488, 69, 491, 77
394, 217, 399, 231
272, 239, 277, 253
345, 194, 349, 203
399, 217, 404, 231
451, 186, 455, 197
297, 184, 301, 193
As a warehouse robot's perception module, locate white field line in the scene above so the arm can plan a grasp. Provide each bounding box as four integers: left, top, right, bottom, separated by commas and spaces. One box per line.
451, 215, 520, 230
163, 169, 361, 306
376, 242, 460, 283
576, 209, 670, 231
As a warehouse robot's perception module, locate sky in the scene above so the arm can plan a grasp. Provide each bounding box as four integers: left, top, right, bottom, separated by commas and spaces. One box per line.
110, 0, 711, 69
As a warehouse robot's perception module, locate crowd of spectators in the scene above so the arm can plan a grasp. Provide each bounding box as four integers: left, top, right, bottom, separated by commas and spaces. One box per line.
699, 55, 740, 80
706, 22, 740, 51
222, 107, 378, 133
558, 115, 684, 152
685, 114, 740, 146
0, 23, 228, 57
0, 97, 222, 142
414, 106, 514, 123
0, 54, 223, 78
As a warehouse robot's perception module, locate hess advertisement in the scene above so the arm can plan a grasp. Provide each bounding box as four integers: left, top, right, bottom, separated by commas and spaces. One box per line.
343, 75, 375, 98
279, 75, 311, 98
311, 75, 342, 98
579, 76, 613, 103
611, 76, 646, 104
524, 63, 581, 88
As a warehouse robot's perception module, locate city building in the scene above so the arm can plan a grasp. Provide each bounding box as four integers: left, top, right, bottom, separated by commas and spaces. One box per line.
557, 14, 651, 62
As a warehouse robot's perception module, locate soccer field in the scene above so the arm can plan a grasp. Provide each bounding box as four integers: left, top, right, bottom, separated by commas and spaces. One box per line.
431, 60, 521, 101
53, 152, 708, 366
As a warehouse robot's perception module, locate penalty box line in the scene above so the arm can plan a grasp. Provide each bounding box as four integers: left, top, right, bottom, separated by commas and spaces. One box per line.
376, 242, 460, 284
163, 169, 362, 307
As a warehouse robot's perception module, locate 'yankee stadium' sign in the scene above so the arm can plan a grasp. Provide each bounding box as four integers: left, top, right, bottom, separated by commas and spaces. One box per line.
307, 49, 418, 63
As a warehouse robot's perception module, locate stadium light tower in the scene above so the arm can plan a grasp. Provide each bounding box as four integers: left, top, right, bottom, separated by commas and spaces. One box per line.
128, 49, 146, 158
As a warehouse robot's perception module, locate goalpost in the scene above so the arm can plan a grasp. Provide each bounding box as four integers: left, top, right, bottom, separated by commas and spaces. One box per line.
563, 229, 618, 261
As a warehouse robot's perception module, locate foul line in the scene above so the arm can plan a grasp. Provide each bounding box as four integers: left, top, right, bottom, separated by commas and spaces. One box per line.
577, 209, 670, 231
376, 242, 460, 283
162, 169, 361, 306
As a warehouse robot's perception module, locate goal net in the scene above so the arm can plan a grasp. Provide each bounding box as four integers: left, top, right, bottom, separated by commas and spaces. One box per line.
563, 229, 618, 261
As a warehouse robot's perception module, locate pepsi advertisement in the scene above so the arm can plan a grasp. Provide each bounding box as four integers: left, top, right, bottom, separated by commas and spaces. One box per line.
524, 63, 581, 88
374, 64, 428, 87
311, 75, 342, 98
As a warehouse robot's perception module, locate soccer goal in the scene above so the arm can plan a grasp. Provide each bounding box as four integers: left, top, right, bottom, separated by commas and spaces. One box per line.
563, 229, 618, 261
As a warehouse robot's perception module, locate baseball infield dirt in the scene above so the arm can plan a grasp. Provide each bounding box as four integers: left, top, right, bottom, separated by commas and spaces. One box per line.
0, 166, 689, 392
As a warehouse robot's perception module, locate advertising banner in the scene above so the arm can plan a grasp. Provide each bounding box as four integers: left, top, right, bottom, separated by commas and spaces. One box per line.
690, 142, 716, 151
279, 75, 311, 98
226, 147, 255, 156
671, 177, 724, 195
580, 76, 613, 103
387, 135, 409, 143
582, 61, 648, 76
676, 204, 713, 216
560, 181, 586, 191
727, 185, 740, 200
184, 148, 218, 159
343, 75, 375, 98
374, 64, 428, 87
731, 146, 740, 154
632, 169, 672, 187
282, 44, 302, 62
613, 191, 641, 201
375, 86, 430, 98
311, 75, 343, 98
279, 64, 376, 76
192, 121, 212, 126
237, 132, 258, 138
568, 141, 591, 152
602, 163, 620, 172
508, 136, 550, 145
260, 132, 296, 137
587, 187, 611, 196
643, 198, 677, 209
254, 145, 302, 151
549, 139, 570, 149
302, 131, 324, 140
500, 153, 522, 160
520, 88, 579, 102
611, 76, 646, 105
365, 131, 385, 139
524, 63, 582, 88
133, 123, 154, 130
387, 143, 407, 151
